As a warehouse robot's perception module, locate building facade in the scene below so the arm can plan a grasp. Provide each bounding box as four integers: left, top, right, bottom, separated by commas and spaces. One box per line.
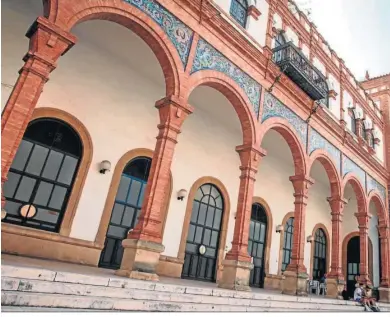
1, 0, 390, 300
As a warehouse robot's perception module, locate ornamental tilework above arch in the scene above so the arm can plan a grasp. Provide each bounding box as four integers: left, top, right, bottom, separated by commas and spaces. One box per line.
367, 174, 386, 203
191, 38, 262, 116
262, 92, 307, 149
309, 128, 341, 173
123, 0, 193, 67
342, 155, 366, 190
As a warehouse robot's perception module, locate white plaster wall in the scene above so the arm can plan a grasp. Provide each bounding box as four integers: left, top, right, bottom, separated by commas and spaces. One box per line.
246, 0, 269, 47
373, 126, 384, 162
302, 44, 310, 59
286, 27, 299, 47
368, 207, 380, 287
273, 13, 283, 30
328, 73, 341, 119
214, 0, 231, 13
313, 57, 326, 76
254, 133, 295, 275
304, 22, 310, 32
163, 86, 242, 257
342, 185, 359, 240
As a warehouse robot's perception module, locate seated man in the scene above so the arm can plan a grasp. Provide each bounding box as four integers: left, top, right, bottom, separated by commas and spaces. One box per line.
365, 285, 380, 312
354, 283, 372, 311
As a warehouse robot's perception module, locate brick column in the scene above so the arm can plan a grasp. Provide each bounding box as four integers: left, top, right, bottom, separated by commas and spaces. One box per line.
355, 212, 371, 285
1, 17, 76, 210
378, 224, 390, 302
326, 196, 347, 298
219, 145, 266, 291
117, 95, 193, 281
283, 175, 314, 296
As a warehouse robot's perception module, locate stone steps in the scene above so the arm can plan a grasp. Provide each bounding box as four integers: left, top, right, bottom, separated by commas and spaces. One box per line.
2, 264, 388, 312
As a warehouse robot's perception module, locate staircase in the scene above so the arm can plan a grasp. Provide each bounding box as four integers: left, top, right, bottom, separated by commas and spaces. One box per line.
2, 258, 390, 312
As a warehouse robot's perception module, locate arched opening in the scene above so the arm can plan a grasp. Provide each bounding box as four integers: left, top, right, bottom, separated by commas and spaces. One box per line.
282, 217, 295, 272
181, 183, 224, 282
368, 198, 382, 287
346, 236, 360, 298
248, 202, 268, 288
99, 157, 151, 269
312, 228, 328, 281
3, 118, 82, 233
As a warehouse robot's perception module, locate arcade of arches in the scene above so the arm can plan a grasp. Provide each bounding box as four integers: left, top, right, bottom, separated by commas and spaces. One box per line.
1, 0, 390, 301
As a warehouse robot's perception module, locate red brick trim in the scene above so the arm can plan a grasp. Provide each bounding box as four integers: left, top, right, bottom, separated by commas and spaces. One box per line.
308, 149, 342, 197
341, 174, 367, 212
258, 117, 307, 176
247, 5, 261, 21
186, 70, 257, 146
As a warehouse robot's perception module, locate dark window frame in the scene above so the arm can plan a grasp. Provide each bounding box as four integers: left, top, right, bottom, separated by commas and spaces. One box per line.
281, 217, 294, 272
312, 228, 327, 281
230, 0, 248, 28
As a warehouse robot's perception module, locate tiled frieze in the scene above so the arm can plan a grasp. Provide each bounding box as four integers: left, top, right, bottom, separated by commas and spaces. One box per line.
367, 174, 386, 203
262, 92, 307, 149
342, 155, 366, 189
309, 128, 341, 173
191, 38, 262, 116
123, 0, 193, 67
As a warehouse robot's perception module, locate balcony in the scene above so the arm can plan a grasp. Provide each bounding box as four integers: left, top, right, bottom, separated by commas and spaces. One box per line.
272, 42, 329, 101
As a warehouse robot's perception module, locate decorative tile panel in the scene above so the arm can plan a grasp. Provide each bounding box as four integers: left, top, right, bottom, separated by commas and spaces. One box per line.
309, 128, 341, 173
191, 39, 261, 116
123, 0, 193, 67
367, 174, 386, 204
262, 92, 307, 149
342, 155, 366, 189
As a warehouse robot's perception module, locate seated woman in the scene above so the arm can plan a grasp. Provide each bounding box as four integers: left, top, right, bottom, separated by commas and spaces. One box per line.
365, 285, 380, 312
354, 283, 372, 311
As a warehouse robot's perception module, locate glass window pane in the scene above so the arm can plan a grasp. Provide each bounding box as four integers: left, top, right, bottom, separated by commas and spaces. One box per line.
14, 176, 36, 202
107, 225, 127, 239
41, 150, 64, 181
195, 226, 203, 244
48, 186, 67, 210
4, 201, 22, 216
249, 221, 255, 239
191, 201, 199, 223
34, 208, 59, 224
254, 222, 260, 240
257, 243, 263, 258
210, 231, 218, 247
215, 196, 223, 209
248, 241, 253, 255
205, 207, 215, 227
190, 256, 198, 277
138, 183, 146, 207
127, 180, 141, 205
25, 145, 49, 176
203, 229, 211, 246
33, 181, 54, 206
57, 156, 78, 185
194, 188, 203, 201
197, 203, 207, 225
210, 185, 220, 199
188, 224, 196, 242
111, 203, 125, 225
116, 176, 131, 201
201, 184, 211, 196
213, 209, 222, 229
122, 206, 135, 227
3, 172, 21, 198
260, 223, 266, 242
11, 140, 33, 171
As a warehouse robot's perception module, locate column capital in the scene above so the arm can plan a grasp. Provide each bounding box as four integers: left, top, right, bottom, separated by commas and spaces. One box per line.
378, 224, 390, 238
355, 212, 371, 229
236, 145, 266, 181
23, 17, 77, 81
327, 196, 348, 216
289, 175, 314, 202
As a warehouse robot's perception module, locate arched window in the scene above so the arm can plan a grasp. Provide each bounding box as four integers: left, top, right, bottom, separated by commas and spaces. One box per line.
312, 228, 327, 280
351, 111, 357, 135
99, 157, 152, 269
2, 118, 82, 232
362, 127, 367, 141
282, 217, 294, 272
230, 0, 248, 28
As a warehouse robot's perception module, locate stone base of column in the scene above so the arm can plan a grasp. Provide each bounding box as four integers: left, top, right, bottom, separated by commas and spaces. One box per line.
217, 259, 254, 292
115, 239, 164, 281
378, 287, 390, 303
282, 270, 309, 296
326, 277, 345, 299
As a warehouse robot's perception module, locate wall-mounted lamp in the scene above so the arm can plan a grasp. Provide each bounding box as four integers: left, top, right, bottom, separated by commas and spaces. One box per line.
177, 189, 187, 201
1, 209, 7, 221
99, 160, 111, 174
307, 235, 314, 243
276, 224, 283, 233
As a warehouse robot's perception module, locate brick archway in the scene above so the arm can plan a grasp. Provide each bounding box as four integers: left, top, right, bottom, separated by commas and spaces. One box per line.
258, 118, 307, 176
341, 174, 367, 213
367, 191, 388, 226
45, 0, 184, 97
186, 71, 258, 146
308, 149, 341, 197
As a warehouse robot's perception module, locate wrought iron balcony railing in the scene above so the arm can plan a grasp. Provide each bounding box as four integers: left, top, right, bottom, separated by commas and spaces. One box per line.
272, 42, 329, 101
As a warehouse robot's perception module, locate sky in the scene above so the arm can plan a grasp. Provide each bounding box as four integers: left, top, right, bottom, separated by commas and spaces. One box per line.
295, 0, 390, 80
